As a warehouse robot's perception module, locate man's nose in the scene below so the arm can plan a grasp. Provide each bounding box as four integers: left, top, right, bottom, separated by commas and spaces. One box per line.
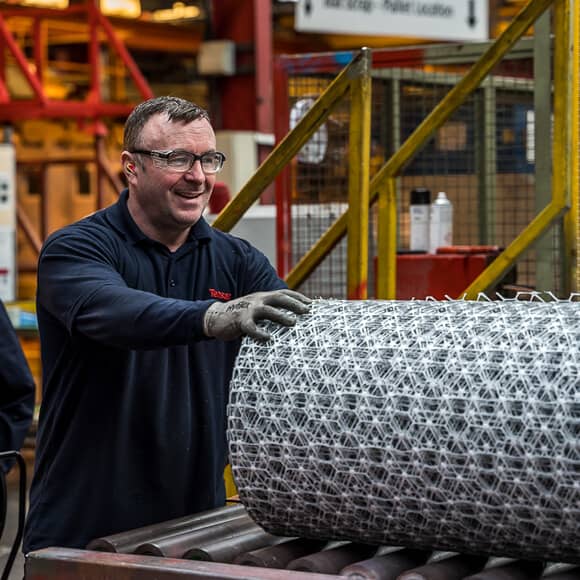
183, 159, 205, 180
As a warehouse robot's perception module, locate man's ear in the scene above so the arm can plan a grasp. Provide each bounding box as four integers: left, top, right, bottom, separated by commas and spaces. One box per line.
121, 152, 137, 178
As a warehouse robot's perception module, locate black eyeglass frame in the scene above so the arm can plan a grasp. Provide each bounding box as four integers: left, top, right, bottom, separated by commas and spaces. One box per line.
130, 149, 226, 174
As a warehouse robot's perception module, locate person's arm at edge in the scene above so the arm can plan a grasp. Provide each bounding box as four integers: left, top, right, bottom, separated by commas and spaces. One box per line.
0, 302, 35, 471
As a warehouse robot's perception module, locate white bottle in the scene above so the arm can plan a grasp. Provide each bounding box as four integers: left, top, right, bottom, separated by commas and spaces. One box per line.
409, 187, 431, 252
429, 191, 453, 253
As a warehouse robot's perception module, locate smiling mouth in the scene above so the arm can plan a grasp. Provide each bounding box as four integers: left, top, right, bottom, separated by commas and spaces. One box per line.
175, 191, 204, 200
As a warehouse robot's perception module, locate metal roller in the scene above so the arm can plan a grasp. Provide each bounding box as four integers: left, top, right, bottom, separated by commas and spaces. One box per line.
398, 554, 488, 580
86, 504, 246, 553
228, 298, 580, 563
542, 567, 580, 580
287, 543, 378, 574
339, 548, 431, 580
463, 560, 545, 580
183, 524, 287, 563
134, 514, 256, 558
233, 538, 329, 569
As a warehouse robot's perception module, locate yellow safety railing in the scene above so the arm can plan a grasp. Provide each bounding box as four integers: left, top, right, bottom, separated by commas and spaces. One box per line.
346, 49, 372, 299
287, 0, 572, 299
215, 0, 575, 300
461, 0, 573, 299
213, 48, 372, 299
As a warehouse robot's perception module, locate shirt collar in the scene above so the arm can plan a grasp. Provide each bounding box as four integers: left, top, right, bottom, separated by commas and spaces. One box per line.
106, 189, 213, 246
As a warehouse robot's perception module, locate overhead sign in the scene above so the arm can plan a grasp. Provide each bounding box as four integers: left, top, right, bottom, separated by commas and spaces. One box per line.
296, 0, 488, 42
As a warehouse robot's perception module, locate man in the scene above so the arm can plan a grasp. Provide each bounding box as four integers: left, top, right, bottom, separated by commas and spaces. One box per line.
0, 300, 35, 471
23, 96, 311, 552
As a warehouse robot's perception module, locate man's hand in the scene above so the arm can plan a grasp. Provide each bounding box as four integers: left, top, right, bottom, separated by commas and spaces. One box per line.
203, 289, 312, 342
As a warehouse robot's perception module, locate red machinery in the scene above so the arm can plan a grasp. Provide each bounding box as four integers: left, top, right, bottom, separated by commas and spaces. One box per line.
394, 246, 509, 299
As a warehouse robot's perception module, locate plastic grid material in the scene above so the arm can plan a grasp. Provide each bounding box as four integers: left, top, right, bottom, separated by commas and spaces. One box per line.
228, 297, 580, 564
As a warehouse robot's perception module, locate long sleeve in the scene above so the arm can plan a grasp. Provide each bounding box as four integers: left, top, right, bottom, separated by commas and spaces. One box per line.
0, 302, 35, 471
37, 226, 213, 350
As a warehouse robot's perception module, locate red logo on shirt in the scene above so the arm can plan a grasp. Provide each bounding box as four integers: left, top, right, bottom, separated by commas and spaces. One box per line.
209, 288, 232, 301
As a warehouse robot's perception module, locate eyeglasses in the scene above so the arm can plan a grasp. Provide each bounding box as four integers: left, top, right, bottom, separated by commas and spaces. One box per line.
131, 149, 226, 174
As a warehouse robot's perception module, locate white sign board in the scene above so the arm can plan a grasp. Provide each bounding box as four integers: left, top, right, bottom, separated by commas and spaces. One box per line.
0, 147, 17, 302
296, 0, 488, 42
0, 227, 15, 302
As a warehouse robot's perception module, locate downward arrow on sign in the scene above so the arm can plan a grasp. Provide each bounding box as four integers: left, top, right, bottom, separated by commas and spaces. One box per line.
467, 0, 477, 27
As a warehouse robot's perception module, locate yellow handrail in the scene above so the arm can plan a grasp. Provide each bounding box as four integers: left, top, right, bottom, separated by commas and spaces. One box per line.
463, 0, 572, 298
565, 0, 579, 293
286, 0, 560, 297
347, 48, 372, 299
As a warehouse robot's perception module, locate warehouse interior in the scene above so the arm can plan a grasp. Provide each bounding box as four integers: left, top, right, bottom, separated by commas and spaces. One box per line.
1, 0, 579, 578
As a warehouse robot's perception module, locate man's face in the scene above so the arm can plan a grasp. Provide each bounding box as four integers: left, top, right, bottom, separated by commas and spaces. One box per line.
123, 113, 218, 239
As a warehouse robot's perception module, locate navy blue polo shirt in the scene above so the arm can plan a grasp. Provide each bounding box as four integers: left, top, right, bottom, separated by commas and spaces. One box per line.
23, 190, 285, 553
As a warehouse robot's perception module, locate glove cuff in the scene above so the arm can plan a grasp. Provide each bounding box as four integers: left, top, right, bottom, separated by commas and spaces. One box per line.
203, 301, 219, 338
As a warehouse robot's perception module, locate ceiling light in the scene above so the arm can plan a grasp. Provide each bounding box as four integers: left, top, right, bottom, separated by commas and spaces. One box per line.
152, 2, 201, 22
100, 0, 141, 18
18, 0, 69, 8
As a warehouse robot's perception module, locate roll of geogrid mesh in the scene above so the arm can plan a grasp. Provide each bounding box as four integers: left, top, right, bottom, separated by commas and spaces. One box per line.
227, 298, 580, 564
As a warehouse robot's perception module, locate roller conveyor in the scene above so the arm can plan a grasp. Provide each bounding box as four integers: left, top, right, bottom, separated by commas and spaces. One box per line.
25, 504, 580, 580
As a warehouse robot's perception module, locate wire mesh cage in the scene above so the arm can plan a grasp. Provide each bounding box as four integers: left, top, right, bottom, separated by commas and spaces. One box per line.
274, 37, 564, 299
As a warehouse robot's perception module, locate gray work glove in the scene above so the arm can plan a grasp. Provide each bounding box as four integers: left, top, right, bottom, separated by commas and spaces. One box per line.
203, 289, 312, 342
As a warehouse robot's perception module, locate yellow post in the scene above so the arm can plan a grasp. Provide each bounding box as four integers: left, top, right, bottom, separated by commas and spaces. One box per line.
347, 47, 372, 300
224, 464, 238, 499
376, 177, 398, 299
566, 0, 579, 293
554, 0, 574, 295
575, 0, 580, 292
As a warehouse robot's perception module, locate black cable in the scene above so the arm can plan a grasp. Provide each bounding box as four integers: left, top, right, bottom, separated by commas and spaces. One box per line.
0, 451, 26, 580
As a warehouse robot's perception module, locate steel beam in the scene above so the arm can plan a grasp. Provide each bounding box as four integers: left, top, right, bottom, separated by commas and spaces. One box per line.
25, 548, 337, 580
0, 101, 135, 122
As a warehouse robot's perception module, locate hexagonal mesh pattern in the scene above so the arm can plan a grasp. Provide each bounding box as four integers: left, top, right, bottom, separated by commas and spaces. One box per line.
228, 298, 580, 564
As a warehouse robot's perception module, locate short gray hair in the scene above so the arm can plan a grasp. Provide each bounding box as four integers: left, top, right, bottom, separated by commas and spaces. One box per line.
123, 96, 210, 150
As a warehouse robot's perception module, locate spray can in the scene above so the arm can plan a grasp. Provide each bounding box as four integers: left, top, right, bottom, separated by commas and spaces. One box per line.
409, 187, 431, 252
429, 191, 453, 253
